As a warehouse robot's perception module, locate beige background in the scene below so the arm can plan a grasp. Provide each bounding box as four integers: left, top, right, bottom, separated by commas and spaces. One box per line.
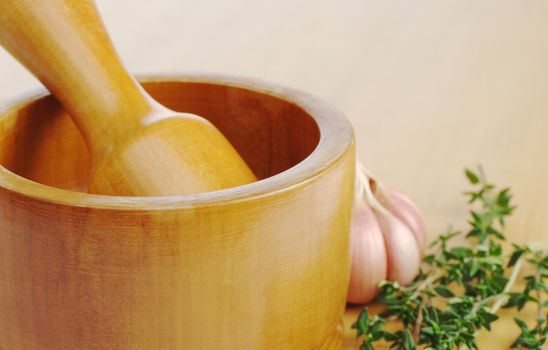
0, 1, 546, 348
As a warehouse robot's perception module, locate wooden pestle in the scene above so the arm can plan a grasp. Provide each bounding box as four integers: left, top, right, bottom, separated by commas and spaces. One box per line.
0, 0, 257, 196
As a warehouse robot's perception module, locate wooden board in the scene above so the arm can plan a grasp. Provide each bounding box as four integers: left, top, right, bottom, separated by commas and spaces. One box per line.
0, 1, 546, 348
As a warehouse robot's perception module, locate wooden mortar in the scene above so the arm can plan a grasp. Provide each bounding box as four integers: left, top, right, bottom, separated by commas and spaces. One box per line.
0, 74, 355, 349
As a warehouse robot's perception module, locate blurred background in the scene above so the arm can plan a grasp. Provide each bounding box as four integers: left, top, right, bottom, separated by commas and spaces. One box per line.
1, 0, 547, 239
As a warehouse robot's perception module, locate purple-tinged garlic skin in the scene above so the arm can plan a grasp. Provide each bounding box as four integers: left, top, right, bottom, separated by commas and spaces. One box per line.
372, 207, 421, 286
347, 203, 388, 304
376, 186, 427, 256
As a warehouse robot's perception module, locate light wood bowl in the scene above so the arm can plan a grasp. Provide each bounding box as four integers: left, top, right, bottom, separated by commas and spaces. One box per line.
0, 74, 355, 349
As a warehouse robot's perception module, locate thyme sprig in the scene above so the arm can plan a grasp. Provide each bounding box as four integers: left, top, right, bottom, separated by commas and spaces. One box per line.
352, 168, 547, 350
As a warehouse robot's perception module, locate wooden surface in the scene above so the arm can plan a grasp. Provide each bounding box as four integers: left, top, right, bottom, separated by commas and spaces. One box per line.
0, 1, 546, 348
0, 0, 256, 196
0, 77, 354, 349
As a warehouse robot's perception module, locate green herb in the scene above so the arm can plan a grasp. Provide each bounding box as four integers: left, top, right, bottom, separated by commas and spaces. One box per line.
352, 167, 547, 350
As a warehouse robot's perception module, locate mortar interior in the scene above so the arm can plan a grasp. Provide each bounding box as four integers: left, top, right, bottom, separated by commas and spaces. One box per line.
0, 80, 321, 195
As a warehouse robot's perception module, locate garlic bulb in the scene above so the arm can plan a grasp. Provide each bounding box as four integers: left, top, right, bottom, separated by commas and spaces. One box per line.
347, 162, 427, 303
347, 201, 387, 304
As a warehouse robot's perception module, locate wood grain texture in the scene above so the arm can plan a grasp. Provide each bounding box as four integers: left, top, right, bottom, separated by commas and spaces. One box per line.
0, 1, 547, 349
0, 76, 355, 349
0, 0, 257, 196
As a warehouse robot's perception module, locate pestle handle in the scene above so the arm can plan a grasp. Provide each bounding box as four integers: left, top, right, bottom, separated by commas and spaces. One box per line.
0, 0, 154, 158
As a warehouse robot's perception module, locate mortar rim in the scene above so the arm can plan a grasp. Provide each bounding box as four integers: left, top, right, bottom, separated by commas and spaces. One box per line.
0, 73, 354, 210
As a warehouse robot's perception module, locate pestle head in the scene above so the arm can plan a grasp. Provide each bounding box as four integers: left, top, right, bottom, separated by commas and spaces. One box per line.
88, 113, 257, 196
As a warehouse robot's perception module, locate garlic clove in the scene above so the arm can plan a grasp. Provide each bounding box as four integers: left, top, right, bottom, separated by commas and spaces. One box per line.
347, 202, 388, 304
373, 184, 427, 256
371, 206, 421, 286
